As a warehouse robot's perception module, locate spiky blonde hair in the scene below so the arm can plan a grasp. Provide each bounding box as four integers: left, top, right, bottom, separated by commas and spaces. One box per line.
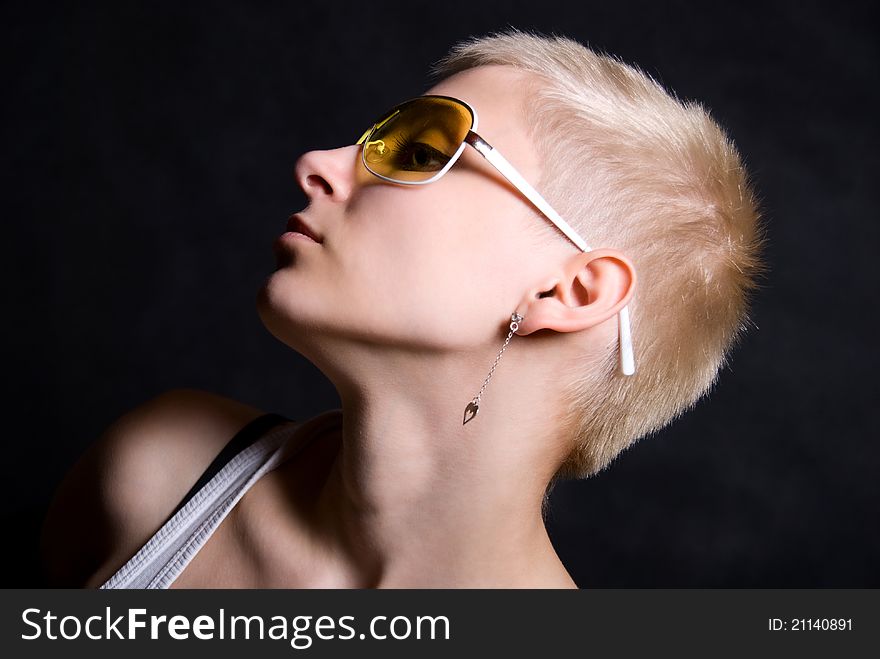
432, 30, 766, 481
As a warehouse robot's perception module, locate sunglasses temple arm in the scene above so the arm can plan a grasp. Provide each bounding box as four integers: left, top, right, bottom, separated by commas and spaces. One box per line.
465, 132, 636, 376
466, 133, 588, 250
618, 306, 635, 376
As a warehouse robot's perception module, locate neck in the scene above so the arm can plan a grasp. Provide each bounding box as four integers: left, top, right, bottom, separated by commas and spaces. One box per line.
308, 350, 573, 587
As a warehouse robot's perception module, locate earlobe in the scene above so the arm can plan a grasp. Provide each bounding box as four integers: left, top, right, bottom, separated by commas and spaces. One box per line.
517, 249, 636, 335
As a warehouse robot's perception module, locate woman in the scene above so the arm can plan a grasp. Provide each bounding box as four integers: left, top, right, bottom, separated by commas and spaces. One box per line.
41, 30, 763, 588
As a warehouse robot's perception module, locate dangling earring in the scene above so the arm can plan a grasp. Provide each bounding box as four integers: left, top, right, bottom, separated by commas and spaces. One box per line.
463, 312, 524, 425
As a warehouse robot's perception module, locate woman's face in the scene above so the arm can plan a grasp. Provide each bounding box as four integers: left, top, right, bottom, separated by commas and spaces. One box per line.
258, 65, 566, 359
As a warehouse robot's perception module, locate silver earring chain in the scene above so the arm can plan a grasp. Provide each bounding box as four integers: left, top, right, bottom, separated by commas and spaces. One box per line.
462, 312, 523, 425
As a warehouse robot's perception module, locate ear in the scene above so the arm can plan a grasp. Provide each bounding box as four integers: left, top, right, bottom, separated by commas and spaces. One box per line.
516, 249, 636, 335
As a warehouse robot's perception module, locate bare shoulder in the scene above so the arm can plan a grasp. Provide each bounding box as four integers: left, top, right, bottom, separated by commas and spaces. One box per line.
40, 388, 269, 587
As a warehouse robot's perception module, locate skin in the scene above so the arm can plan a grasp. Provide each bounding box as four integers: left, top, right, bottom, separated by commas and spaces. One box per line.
250, 64, 636, 588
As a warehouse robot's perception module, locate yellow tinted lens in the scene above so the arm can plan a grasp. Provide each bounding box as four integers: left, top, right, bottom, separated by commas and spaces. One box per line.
361, 97, 473, 183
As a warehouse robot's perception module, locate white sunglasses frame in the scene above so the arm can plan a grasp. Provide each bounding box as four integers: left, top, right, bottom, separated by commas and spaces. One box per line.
356, 95, 635, 376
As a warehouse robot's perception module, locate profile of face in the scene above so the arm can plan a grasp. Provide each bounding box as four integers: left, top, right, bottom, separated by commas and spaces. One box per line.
256, 65, 599, 380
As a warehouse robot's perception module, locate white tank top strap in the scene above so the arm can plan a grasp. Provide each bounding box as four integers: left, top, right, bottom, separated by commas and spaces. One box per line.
100, 423, 294, 589
100, 409, 342, 589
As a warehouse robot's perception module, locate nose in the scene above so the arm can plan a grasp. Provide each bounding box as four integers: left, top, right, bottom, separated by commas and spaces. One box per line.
293, 145, 360, 204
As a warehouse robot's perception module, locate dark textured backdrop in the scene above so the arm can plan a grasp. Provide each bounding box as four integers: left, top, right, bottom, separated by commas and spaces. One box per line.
3, 1, 877, 587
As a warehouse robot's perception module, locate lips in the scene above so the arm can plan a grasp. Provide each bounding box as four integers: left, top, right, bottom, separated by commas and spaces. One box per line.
286, 214, 323, 243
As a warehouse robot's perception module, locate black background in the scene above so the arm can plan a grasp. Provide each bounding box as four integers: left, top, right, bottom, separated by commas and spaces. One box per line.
3, 1, 877, 587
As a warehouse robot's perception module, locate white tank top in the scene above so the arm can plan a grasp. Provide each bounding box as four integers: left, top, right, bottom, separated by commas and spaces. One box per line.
100, 409, 342, 589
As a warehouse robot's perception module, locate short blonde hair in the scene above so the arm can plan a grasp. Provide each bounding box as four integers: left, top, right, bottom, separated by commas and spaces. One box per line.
432, 30, 766, 481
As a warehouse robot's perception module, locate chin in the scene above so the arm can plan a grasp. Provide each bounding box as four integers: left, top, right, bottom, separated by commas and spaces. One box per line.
255, 276, 291, 343
254, 275, 318, 351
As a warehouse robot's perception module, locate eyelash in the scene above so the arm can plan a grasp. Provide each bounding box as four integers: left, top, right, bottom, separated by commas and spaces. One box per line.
390, 134, 417, 153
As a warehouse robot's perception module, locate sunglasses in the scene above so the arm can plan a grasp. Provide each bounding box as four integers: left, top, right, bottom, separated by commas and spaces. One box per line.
356, 94, 635, 376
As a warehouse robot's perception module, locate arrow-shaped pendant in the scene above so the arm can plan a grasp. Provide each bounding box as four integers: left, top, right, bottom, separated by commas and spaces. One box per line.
462, 400, 479, 425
